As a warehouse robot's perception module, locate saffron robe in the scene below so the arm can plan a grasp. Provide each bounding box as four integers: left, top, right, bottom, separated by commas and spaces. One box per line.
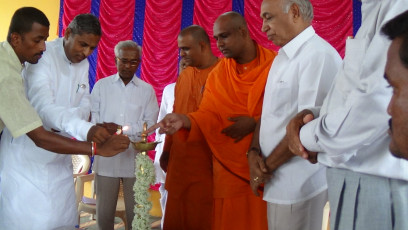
188, 44, 276, 230
163, 60, 219, 230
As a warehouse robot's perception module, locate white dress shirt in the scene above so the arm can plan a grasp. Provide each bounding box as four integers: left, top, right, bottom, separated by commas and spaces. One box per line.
91, 73, 159, 178
24, 37, 93, 140
300, 0, 408, 181
154, 83, 175, 183
260, 26, 342, 204
0, 37, 92, 229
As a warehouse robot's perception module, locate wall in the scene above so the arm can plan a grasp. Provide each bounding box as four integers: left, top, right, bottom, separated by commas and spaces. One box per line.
0, 0, 59, 41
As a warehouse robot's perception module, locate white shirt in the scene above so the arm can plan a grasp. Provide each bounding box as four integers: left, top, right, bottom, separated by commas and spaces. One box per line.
24, 37, 93, 141
300, 0, 408, 181
260, 26, 342, 204
91, 73, 159, 178
154, 83, 175, 183
0, 37, 92, 229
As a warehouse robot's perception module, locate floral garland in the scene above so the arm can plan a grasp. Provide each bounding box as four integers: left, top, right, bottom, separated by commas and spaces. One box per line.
132, 152, 156, 230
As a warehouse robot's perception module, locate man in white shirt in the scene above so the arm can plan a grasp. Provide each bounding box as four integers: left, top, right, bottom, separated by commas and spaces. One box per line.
153, 82, 175, 228
248, 0, 341, 229
287, 1, 408, 229
382, 10, 408, 161
91, 40, 159, 230
0, 13, 123, 229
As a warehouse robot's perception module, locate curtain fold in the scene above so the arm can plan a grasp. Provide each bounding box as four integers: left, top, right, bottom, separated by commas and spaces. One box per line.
60, 0, 354, 98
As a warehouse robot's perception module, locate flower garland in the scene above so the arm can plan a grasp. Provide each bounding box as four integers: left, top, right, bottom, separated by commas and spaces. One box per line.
132, 152, 156, 230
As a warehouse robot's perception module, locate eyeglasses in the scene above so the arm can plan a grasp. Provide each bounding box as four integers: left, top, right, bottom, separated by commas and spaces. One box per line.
116, 57, 140, 67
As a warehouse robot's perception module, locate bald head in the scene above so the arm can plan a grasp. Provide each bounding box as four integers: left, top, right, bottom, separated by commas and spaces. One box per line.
179, 25, 211, 46
216, 11, 248, 33
213, 11, 256, 63
178, 25, 216, 69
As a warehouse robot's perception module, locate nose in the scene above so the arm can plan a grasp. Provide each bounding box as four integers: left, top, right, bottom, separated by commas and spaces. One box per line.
83, 47, 93, 57
40, 40, 46, 52
180, 49, 186, 57
261, 20, 268, 33
216, 39, 223, 49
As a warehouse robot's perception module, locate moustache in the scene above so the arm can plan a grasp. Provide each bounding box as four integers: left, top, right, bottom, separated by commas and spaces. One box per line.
389, 119, 393, 132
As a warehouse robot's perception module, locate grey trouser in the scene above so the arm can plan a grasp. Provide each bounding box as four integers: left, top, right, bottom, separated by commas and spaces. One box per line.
95, 174, 136, 230
327, 167, 408, 230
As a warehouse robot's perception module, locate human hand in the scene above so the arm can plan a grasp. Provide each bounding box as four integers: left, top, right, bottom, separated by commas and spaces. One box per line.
248, 150, 270, 196
97, 134, 130, 157
160, 151, 170, 172
145, 113, 190, 135
87, 125, 111, 144
97, 122, 120, 135
221, 116, 256, 142
286, 110, 314, 159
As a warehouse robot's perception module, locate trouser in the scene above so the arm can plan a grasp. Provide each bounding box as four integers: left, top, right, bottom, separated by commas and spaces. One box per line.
327, 167, 408, 230
267, 190, 328, 230
159, 183, 168, 229
95, 174, 136, 230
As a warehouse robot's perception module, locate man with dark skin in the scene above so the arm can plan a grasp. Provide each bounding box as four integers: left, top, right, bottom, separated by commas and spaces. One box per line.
382, 10, 408, 160
148, 12, 276, 230
0, 7, 128, 156
0, 9, 129, 229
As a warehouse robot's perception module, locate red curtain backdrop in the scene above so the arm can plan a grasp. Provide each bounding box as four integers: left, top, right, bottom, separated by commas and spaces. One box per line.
61, 0, 353, 102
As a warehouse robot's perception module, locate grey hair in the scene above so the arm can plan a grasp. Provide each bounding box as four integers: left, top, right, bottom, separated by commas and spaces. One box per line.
282, 0, 313, 22
114, 40, 142, 57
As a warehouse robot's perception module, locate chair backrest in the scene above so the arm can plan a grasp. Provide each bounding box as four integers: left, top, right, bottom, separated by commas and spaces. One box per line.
72, 155, 91, 178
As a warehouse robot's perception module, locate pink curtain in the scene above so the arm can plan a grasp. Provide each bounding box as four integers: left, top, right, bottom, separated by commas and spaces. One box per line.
140, 0, 183, 100
95, 0, 135, 81
61, 0, 353, 100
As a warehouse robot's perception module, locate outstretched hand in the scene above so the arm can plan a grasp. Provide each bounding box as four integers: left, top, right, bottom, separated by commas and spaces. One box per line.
145, 113, 191, 135
286, 109, 314, 159
221, 116, 256, 142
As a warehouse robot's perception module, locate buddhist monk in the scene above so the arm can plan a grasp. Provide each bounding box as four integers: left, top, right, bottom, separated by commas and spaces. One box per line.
148, 12, 276, 230
160, 25, 219, 230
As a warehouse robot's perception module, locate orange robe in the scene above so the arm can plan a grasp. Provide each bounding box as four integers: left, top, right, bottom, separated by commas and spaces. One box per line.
188, 44, 276, 230
163, 61, 219, 230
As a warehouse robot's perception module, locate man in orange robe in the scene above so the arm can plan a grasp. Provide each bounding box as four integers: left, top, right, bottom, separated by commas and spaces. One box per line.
149, 12, 276, 230
160, 25, 219, 230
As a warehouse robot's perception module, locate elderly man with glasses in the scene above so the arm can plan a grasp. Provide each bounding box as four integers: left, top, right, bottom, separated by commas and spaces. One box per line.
90, 40, 159, 230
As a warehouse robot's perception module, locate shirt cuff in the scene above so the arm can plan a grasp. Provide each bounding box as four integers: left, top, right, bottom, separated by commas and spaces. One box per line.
299, 119, 324, 152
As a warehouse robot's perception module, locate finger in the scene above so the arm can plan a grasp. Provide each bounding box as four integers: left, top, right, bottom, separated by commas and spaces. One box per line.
250, 182, 260, 196
146, 123, 162, 134
257, 158, 268, 173
303, 114, 314, 123
234, 135, 244, 143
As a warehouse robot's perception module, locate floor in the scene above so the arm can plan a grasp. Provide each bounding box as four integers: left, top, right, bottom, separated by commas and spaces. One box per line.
79, 213, 161, 230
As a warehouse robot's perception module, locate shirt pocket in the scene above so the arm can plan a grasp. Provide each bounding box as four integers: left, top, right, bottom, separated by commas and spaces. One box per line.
270, 80, 291, 117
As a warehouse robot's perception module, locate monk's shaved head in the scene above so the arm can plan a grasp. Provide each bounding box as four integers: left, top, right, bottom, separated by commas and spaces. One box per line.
216, 11, 248, 32
179, 25, 211, 45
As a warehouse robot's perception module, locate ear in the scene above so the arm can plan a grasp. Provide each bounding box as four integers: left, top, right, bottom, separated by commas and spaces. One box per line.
289, 3, 301, 22
9, 32, 22, 47
239, 26, 247, 38
199, 41, 206, 51
64, 28, 71, 40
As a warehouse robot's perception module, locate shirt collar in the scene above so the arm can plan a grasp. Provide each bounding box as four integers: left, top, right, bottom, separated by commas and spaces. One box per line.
3, 41, 24, 72
111, 73, 139, 86
56, 37, 72, 64
280, 26, 315, 60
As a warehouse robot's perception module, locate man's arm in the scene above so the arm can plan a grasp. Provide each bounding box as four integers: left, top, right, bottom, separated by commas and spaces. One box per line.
247, 120, 269, 196
264, 136, 294, 172
27, 126, 130, 156
25, 59, 93, 141
146, 113, 191, 135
